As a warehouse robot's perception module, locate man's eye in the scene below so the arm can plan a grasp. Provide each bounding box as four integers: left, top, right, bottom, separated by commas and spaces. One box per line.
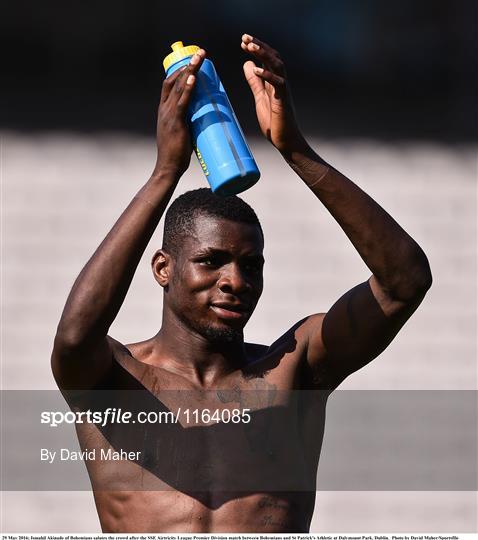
200, 258, 217, 267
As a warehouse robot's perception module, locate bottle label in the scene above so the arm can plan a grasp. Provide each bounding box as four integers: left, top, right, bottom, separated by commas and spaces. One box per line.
194, 146, 210, 177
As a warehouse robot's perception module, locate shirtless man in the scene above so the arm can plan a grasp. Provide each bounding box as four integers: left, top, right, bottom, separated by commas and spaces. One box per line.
51, 34, 432, 532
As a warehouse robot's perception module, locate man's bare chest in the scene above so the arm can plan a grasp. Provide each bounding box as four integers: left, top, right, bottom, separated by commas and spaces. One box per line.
75, 344, 319, 493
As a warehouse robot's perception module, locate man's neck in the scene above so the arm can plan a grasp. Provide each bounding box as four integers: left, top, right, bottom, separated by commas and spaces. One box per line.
150, 315, 247, 387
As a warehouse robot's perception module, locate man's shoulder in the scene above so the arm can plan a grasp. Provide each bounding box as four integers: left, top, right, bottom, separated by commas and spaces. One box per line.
246, 314, 326, 352
107, 336, 155, 365
102, 336, 158, 380
244, 342, 269, 359
269, 314, 326, 349
243, 314, 326, 371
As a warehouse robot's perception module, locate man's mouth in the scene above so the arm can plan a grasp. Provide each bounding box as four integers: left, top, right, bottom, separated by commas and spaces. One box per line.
210, 302, 250, 320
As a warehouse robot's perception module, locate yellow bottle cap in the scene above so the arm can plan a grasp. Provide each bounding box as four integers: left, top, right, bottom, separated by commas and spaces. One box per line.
163, 41, 200, 72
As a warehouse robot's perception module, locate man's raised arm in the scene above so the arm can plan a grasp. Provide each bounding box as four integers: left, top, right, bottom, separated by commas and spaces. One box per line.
241, 34, 432, 388
52, 51, 206, 391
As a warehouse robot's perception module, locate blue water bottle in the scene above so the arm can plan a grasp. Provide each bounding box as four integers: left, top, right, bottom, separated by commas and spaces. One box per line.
163, 41, 260, 197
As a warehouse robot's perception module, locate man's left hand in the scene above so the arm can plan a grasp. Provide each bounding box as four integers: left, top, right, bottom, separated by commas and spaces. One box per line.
241, 34, 307, 155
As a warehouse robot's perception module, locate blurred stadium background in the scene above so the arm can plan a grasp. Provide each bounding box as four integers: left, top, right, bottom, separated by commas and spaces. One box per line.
1, 0, 476, 532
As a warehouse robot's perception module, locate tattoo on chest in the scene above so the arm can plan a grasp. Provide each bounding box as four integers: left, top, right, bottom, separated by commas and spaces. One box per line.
258, 497, 290, 528
260, 515, 287, 528
258, 496, 289, 510
216, 379, 280, 456
216, 379, 277, 410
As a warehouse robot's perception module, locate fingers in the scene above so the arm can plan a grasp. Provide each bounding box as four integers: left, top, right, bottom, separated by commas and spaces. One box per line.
241, 34, 285, 76
242, 34, 286, 100
243, 60, 265, 100
160, 49, 206, 105
160, 68, 183, 103
176, 73, 197, 111
174, 49, 205, 112
251, 66, 286, 98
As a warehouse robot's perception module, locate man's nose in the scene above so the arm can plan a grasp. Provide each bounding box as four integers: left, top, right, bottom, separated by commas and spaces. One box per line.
218, 264, 250, 294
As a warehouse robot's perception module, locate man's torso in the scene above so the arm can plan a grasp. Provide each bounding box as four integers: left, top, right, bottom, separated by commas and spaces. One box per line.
73, 322, 328, 532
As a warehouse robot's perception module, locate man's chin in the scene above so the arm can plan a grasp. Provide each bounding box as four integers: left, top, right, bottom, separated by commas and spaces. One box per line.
200, 324, 244, 344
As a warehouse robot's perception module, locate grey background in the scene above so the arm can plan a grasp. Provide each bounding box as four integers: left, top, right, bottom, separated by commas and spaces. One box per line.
1, 134, 477, 531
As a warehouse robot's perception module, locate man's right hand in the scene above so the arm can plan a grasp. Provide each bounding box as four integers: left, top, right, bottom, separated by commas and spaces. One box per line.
154, 49, 206, 178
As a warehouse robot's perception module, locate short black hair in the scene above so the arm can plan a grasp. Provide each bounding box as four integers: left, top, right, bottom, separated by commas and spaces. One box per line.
162, 188, 263, 256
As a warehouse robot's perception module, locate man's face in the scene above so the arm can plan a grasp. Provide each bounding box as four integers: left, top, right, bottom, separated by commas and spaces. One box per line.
165, 215, 264, 343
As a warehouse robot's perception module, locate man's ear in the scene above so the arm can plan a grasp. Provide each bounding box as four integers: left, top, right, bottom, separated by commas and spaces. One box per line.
152, 249, 172, 288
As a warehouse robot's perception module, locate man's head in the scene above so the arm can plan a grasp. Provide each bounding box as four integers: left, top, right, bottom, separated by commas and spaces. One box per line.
152, 188, 264, 344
